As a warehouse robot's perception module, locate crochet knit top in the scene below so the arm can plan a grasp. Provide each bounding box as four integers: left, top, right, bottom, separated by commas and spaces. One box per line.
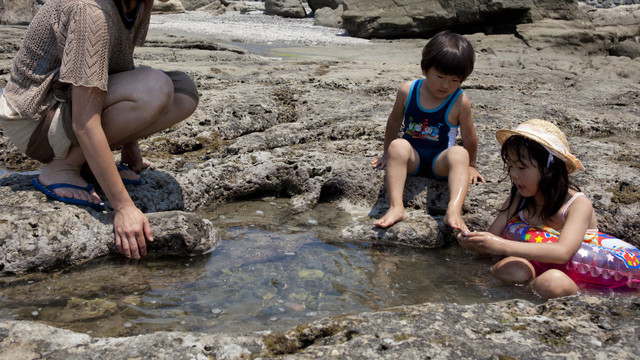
3, 0, 152, 121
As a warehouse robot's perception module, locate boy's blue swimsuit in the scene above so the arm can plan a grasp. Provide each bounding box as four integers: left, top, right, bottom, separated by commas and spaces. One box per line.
402, 79, 462, 178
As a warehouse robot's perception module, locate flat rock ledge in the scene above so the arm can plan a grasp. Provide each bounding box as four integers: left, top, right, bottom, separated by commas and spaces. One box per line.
0, 295, 637, 359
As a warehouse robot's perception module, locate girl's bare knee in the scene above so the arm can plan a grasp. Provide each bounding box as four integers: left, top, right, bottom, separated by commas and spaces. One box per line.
531, 270, 578, 299
492, 256, 535, 284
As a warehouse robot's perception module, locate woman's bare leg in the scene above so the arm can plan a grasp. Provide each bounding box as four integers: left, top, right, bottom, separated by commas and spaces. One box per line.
38, 68, 196, 202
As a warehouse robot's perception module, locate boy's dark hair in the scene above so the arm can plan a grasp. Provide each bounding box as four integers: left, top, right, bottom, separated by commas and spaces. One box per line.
500, 135, 580, 223
421, 31, 475, 81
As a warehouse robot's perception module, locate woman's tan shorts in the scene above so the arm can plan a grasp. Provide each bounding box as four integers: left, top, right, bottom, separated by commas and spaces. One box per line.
0, 70, 198, 163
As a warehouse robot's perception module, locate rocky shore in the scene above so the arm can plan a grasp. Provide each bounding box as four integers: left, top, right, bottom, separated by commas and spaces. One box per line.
1, 1, 640, 358
1, 295, 639, 359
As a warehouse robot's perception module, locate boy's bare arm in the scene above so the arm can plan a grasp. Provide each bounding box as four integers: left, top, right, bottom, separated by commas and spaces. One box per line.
457, 94, 477, 165
382, 81, 411, 152
457, 94, 485, 183
373, 81, 411, 169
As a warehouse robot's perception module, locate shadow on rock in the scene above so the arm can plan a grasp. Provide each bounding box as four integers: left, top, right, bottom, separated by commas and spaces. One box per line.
0, 171, 218, 275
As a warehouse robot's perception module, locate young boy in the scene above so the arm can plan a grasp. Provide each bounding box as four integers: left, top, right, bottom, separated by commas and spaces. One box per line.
371, 31, 484, 232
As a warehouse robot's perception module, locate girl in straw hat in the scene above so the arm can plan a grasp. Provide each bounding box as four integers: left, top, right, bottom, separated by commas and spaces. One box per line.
457, 119, 598, 299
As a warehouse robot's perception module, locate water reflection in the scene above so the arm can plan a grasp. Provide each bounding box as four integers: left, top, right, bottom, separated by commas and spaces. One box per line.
0, 199, 546, 337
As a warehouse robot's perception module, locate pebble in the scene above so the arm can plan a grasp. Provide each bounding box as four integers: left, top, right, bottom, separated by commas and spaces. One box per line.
211, 308, 223, 315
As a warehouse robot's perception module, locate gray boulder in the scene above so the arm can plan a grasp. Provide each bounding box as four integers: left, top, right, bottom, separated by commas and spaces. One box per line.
314, 5, 344, 28
0, 0, 39, 25
586, 3, 640, 39
516, 4, 640, 53
152, 0, 186, 14
265, 0, 307, 18
308, 0, 344, 12
610, 37, 640, 58
0, 176, 219, 275
341, 0, 584, 39
181, 0, 219, 11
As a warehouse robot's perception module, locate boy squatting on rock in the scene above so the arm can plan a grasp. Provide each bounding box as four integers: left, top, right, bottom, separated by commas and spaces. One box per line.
0, 0, 198, 259
372, 31, 485, 232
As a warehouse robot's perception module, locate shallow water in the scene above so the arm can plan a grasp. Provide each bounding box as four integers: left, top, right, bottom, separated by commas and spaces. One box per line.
0, 198, 622, 337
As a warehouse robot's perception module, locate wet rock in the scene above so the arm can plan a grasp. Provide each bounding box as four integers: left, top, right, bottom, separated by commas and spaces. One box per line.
297, 269, 324, 279
146, 210, 219, 256
0, 295, 638, 358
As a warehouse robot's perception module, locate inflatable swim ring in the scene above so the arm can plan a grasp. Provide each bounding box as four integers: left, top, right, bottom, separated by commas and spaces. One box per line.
501, 219, 640, 289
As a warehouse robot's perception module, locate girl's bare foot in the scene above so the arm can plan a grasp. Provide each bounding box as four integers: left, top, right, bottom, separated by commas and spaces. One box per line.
374, 207, 407, 228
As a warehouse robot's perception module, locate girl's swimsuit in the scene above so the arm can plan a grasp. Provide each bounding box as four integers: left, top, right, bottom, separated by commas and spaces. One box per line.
513, 192, 600, 277
401, 79, 462, 178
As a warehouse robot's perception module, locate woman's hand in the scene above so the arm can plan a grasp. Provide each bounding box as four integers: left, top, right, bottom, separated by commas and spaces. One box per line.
114, 204, 154, 259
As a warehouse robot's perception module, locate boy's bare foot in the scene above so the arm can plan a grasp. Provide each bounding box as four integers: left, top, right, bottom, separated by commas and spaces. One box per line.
374, 207, 407, 228
38, 160, 103, 206
444, 211, 469, 233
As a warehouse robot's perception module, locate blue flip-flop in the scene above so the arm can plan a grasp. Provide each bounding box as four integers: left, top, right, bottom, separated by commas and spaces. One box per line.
32, 178, 105, 211
116, 163, 143, 185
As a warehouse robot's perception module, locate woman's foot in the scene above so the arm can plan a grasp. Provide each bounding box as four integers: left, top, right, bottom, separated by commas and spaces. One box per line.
38, 160, 102, 206
80, 161, 143, 184
120, 141, 149, 173
374, 206, 407, 228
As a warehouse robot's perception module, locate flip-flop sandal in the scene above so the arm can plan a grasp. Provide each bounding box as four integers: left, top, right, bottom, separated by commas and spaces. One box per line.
116, 163, 143, 185
32, 178, 105, 211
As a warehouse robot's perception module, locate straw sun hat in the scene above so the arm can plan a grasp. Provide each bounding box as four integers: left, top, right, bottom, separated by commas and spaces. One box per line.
495, 119, 584, 173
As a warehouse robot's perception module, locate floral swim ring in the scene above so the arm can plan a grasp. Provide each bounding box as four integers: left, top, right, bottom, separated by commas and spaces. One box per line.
501, 219, 640, 289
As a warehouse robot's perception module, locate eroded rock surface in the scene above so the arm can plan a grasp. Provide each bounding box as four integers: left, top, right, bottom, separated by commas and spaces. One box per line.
0, 5, 639, 358
0, 295, 638, 359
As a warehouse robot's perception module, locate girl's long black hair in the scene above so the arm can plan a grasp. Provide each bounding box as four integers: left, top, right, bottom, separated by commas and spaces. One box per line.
500, 135, 580, 223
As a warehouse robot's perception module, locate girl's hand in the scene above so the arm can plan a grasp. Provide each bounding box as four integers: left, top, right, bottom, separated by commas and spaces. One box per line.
371, 153, 388, 169
458, 231, 506, 255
